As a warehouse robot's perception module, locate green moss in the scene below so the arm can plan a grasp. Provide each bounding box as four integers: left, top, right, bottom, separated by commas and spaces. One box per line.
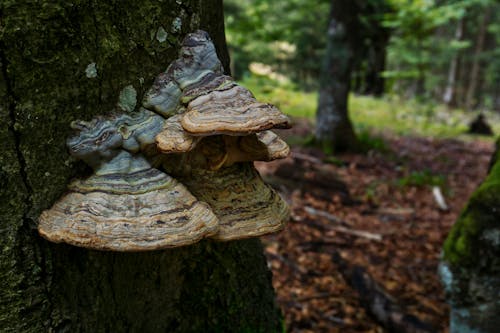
443, 159, 500, 267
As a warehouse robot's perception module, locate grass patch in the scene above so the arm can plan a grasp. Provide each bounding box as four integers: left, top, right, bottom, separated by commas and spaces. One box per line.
396, 170, 447, 188
239, 74, 499, 140
239, 74, 317, 118
356, 128, 390, 153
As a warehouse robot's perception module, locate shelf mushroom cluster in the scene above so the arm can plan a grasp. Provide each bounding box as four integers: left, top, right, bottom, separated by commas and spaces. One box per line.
38, 30, 292, 251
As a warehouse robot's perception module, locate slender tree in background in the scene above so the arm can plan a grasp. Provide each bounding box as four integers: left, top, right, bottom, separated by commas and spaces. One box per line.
465, 6, 491, 110
0, 1, 282, 331
315, 0, 361, 152
443, 17, 465, 107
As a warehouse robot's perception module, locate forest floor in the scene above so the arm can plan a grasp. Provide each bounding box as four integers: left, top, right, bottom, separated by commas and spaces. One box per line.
255, 118, 494, 333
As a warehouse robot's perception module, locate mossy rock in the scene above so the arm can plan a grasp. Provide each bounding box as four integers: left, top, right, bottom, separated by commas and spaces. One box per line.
443, 146, 500, 269
441, 140, 500, 332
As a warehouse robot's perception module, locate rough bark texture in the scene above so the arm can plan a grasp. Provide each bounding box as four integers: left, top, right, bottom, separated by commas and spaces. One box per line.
315, 0, 359, 153
0, 1, 282, 332
440, 138, 500, 332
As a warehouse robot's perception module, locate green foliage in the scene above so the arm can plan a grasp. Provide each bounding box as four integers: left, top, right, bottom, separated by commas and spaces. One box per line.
383, 0, 467, 95
323, 155, 346, 166
224, 0, 330, 86
226, 0, 500, 110
383, 0, 499, 100
396, 170, 447, 188
239, 74, 500, 138
364, 180, 384, 204
356, 128, 390, 153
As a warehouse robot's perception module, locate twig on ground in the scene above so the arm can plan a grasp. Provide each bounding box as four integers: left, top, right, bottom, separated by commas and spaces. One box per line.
292, 152, 323, 164
432, 186, 449, 211
304, 206, 383, 241
296, 292, 341, 302
333, 253, 437, 333
266, 252, 307, 275
304, 206, 349, 225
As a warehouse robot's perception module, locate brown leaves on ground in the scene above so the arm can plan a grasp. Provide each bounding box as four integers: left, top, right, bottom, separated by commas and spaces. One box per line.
255, 126, 493, 333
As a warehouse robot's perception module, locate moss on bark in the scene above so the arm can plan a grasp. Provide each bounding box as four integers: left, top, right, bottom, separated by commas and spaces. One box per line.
441, 137, 500, 332
0, 1, 281, 331
443, 156, 500, 267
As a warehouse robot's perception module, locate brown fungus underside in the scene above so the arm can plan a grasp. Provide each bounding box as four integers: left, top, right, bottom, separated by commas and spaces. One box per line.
38, 30, 291, 251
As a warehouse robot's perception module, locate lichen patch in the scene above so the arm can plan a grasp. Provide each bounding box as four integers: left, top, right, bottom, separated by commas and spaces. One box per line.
85, 62, 98, 78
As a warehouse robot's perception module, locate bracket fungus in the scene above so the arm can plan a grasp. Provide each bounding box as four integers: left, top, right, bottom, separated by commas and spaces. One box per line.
151, 30, 292, 241
38, 117, 218, 251
38, 30, 292, 251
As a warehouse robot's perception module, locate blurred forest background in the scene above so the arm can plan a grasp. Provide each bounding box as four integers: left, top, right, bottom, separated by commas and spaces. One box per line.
224, 0, 500, 136
222, 1, 500, 332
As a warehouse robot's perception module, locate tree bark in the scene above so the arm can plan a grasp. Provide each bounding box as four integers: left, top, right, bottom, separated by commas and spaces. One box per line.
441, 140, 500, 332
363, 34, 389, 97
315, 0, 359, 153
0, 1, 281, 332
362, 2, 391, 97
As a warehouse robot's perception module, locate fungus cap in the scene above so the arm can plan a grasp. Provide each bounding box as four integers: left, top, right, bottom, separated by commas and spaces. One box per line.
235, 130, 290, 162
176, 163, 290, 241
38, 161, 219, 251
155, 115, 200, 154
180, 84, 292, 136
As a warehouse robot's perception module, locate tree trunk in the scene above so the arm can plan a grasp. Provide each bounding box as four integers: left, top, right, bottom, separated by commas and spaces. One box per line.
363, 17, 390, 97
363, 38, 389, 97
443, 17, 465, 107
465, 8, 490, 111
441, 141, 500, 332
315, 0, 359, 153
0, 1, 281, 332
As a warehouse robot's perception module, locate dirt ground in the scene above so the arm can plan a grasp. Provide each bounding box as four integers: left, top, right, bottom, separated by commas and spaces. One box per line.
255, 119, 494, 332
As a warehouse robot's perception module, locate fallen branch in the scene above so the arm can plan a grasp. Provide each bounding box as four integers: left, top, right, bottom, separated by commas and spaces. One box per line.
334, 254, 437, 333
329, 225, 383, 242
304, 206, 347, 225
304, 206, 383, 241
432, 186, 448, 211
292, 152, 323, 164
266, 252, 307, 276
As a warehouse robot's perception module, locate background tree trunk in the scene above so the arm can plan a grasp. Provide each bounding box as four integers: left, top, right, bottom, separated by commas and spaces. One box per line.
443, 17, 464, 107
362, 1, 391, 97
465, 7, 490, 111
363, 34, 389, 97
315, 0, 359, 153
0, 1, 282, 331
